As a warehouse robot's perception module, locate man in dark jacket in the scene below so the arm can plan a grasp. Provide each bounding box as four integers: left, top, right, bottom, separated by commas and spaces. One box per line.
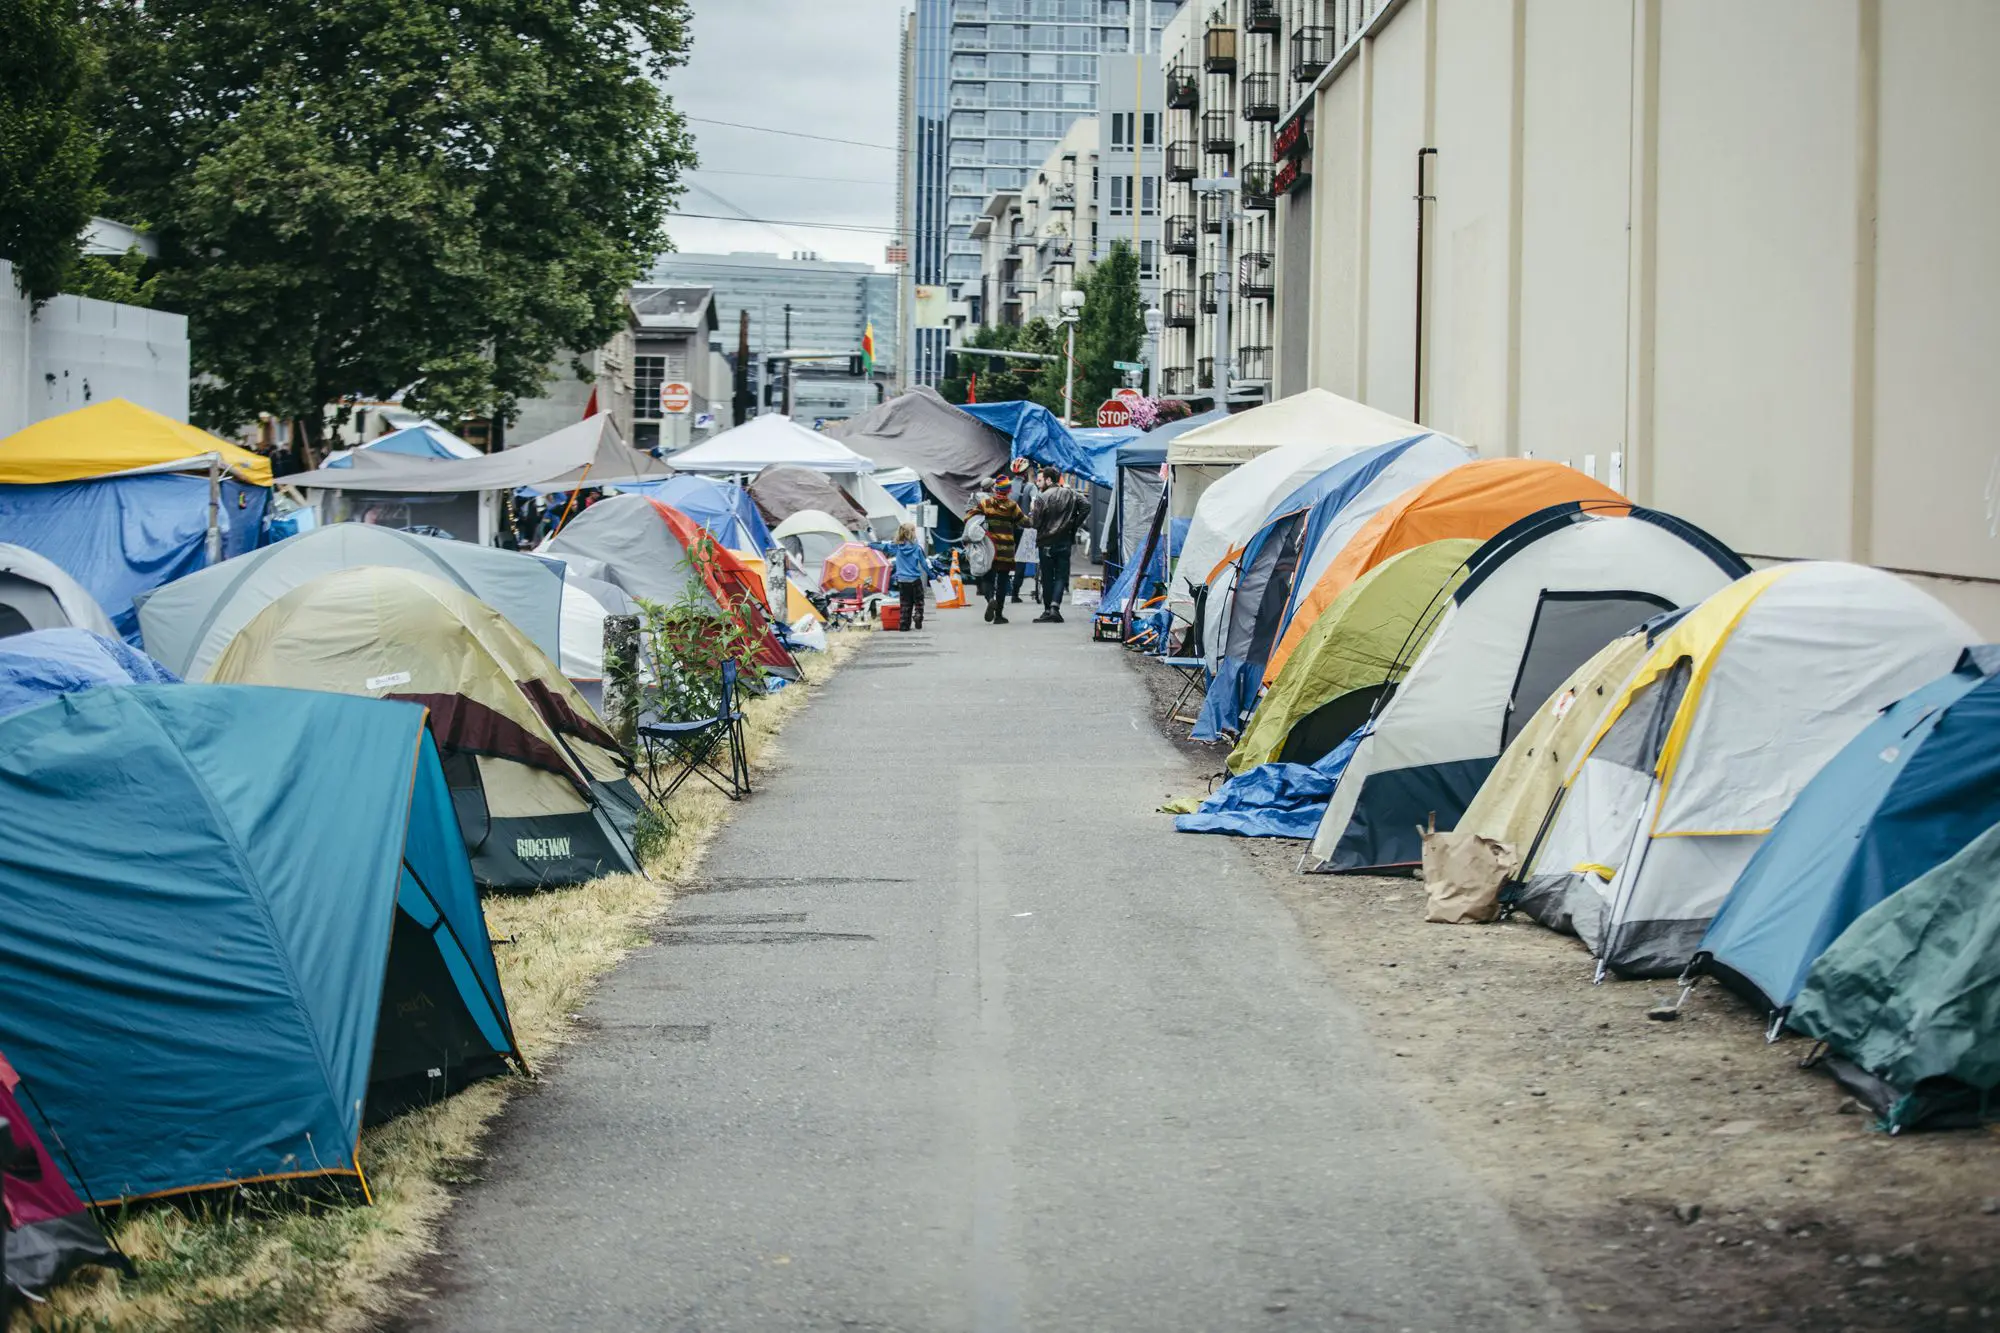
1029, 467, 1087, 624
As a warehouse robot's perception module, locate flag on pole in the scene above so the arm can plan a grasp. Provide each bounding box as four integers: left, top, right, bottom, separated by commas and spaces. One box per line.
861, 322, 876, 375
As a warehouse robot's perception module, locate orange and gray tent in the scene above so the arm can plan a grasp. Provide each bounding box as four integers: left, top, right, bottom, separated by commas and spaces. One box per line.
208, 567, 645, 889
0, 685, 521, 1204
542, 494, 800, 681
1307, 504, 1747, 873
1265, 458, 1628, 685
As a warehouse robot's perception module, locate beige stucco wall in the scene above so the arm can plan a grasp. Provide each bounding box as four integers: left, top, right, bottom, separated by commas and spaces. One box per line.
1295, 0, 2000, 633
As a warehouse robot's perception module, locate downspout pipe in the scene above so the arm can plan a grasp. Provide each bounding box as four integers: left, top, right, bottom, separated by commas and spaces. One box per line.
1414, 146, 1437, 423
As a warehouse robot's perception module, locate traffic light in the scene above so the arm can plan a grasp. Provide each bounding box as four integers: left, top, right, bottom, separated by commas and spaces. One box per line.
848, 354, 864, 376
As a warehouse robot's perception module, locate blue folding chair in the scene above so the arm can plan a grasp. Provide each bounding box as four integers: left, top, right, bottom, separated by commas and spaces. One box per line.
636, 661, 751, 802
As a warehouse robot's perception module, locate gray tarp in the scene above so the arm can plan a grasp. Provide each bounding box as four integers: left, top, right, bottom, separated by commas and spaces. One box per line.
826, 386, 1009, 515
135, 524, 567, 678
288, 416, 667, 493
750, 466, 867, 528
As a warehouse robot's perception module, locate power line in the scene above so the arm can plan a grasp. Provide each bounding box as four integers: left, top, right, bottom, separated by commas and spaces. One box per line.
687, 116, 900, 152
668, 210, 901, 236
693, 168, 894, 187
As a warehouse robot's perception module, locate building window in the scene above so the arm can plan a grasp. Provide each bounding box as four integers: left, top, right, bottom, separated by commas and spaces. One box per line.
1141, 175, 1158, 215
1109, 112, 1131, 149
1108, 175, 1130, 215
1142, 112, 1159, 147
633, 355, 666, 421
1140, 238, 1157, 278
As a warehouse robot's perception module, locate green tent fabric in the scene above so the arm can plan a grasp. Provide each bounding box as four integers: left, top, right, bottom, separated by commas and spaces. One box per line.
1227, 539, 1477, 774
1789, 820, 2000, 1131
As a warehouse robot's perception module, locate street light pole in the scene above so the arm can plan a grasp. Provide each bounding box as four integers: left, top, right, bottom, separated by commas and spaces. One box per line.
1058, 288, 1086, 424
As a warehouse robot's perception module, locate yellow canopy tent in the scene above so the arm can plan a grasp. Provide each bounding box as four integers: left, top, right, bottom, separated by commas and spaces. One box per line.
0, 399, 272, 486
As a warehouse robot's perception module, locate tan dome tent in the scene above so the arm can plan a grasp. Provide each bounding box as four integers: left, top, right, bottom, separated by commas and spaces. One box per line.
0, 544, 115, 640
209, 567, 643, 890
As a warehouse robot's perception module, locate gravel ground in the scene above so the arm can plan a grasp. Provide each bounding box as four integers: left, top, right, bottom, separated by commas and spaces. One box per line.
1133, 650, 2000, 1333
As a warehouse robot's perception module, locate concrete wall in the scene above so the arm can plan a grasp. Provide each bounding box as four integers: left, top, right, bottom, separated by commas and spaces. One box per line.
0, 260, 190, 435
1295, 0, 2000, 632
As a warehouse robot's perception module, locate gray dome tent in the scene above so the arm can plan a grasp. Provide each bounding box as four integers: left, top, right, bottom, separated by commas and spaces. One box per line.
0, 544, 116, 640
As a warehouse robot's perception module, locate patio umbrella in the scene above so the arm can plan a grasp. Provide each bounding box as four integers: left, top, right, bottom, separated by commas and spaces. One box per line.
822, 542, 891, 596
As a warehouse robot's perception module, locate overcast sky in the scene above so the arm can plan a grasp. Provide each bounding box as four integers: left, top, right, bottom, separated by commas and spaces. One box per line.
664, 1, 908, 269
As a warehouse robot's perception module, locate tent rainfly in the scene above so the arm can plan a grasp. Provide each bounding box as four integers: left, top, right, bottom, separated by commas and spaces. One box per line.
750, 465, 869, 529
1308, 505, 1747, 873
827, 387, 1011, 514
208, 567, 645, 889
1688, 645, 2000, 1020
0, 685, 522, 1203
669, 414, 876, 475
0, 628, 178, 722
134, 522, 567, 680
1517, 562, 1974, 979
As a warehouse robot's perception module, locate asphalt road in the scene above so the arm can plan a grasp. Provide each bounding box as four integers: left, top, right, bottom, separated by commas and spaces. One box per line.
405, 602, 1571, 1332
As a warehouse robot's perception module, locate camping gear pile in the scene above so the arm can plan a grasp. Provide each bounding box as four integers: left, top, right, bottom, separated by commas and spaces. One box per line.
1144, 388, 1996, 1134
0, 400, 869, 1300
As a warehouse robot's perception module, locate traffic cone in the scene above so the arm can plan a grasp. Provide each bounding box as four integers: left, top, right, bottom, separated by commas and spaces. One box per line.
936, 550, 969, 609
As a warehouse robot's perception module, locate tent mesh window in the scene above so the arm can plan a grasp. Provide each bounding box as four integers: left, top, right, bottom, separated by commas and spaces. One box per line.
1502, 591, 1675, 749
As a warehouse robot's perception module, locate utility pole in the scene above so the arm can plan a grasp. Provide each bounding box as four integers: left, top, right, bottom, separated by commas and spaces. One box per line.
733, 309, 753, 424
783, 304, 795, 417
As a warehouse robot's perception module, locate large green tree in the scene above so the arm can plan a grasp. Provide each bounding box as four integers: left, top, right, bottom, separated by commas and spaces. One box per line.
1072, 241, 1145, 414
92, 0, 696, 444
0, 0, 100, 303
940, 318, 1062, 407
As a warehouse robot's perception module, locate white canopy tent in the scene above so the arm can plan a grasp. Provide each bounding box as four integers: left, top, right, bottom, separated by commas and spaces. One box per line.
668, 415, 876, 476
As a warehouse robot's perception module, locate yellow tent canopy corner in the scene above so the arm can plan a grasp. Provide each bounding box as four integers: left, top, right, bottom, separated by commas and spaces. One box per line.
0, 399, 272, 487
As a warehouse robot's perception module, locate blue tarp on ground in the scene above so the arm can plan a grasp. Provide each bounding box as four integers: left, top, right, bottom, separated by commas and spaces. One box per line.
619, 475, 775, 554
963, 401, 1107, 487
1695, 646, 2000, 1014
0, 474, 267, 642
1175, 729, 1367, 838
0, 685, 519, 1203
0, 629, 177, 720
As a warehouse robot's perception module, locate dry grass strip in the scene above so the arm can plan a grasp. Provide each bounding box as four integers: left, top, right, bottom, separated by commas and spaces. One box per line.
29, 629, 867, 1333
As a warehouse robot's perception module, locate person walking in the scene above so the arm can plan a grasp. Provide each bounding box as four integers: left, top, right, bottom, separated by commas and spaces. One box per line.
1030, 467, 1087, 624
1008, 458, 1040, 606
870, 522, 929, 632
971, 476, 1027, 625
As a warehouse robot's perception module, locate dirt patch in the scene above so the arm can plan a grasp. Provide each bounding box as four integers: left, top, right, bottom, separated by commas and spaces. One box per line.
1130, 652, 2000, 1333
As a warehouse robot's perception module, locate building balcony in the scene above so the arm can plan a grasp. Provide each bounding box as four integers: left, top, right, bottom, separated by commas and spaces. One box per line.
1200, 192, 1226, 234
1238, 250, 1275, 300
1199, 272, 1219, 314
1198, 357, 1216, 390
1204, 25, 1238, 75
1166, 140, 1198, 182
1292, 25, 1337, 83
1201, 110, 1236, 155
1242, 72, 1280, 122
1244, 0, 1281, 35
1166, 63, 1200, 110
1241, 163, 1276, 212
1161, 366, 1193, 396
1164, 213, 1198, 256
1238, 345, 1273, 383
1163, 288, 1196, 328
1048, 180, 1076, 210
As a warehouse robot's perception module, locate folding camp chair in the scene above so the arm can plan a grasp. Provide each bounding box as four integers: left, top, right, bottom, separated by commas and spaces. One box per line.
636, 661, 751, 802
1160, 655, 1207, 726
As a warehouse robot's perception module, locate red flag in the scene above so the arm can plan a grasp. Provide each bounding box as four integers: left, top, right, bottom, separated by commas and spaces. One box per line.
967, 373, 977, 405
582, 386, 599, 419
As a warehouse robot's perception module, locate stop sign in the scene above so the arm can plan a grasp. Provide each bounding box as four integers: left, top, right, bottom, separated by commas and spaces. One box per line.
660, 381, 693, 415
1097, 399, 1132, 428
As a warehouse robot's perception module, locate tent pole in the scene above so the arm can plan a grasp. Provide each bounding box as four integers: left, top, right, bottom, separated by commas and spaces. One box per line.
205, 454, 223, 564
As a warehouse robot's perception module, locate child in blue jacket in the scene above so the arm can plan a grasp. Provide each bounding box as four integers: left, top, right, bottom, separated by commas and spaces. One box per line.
871, 522, 929, 631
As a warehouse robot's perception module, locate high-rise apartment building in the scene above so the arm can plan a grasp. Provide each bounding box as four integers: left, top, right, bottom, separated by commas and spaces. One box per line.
900, 0, 1184, 384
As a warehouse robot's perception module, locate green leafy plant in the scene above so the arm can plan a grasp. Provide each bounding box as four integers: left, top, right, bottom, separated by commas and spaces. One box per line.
632, 532, 771, 724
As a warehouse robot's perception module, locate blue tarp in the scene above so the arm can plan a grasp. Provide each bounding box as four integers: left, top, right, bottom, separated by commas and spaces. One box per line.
0, 474, 268, 642
1696, 646, 2000, 1014
620, 475, 775, 553
1193, 436, 1434, 741
1175, 729, 1367, 838
1142, 406, 1230, 446
879, 477, 924, 506
0, 685, 518, 1204
1097, 517, 1189, 630
963, 401, 1110, 487
323, 423, 473, 468
1067, 425, 1142, 487
0, 629, 177, 720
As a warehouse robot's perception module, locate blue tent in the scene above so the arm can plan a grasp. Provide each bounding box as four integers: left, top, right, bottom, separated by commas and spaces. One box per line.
0, 628, 177, 720
963, 401, 1107, 486
1097, 517, 1188, 635
324, 422, 477, 468
617, 475, 775, 554
0, 474, 267, 642
1691, 646, 2000, 1016
1193, 435, 1439, 741
0, 686, 522, 1204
